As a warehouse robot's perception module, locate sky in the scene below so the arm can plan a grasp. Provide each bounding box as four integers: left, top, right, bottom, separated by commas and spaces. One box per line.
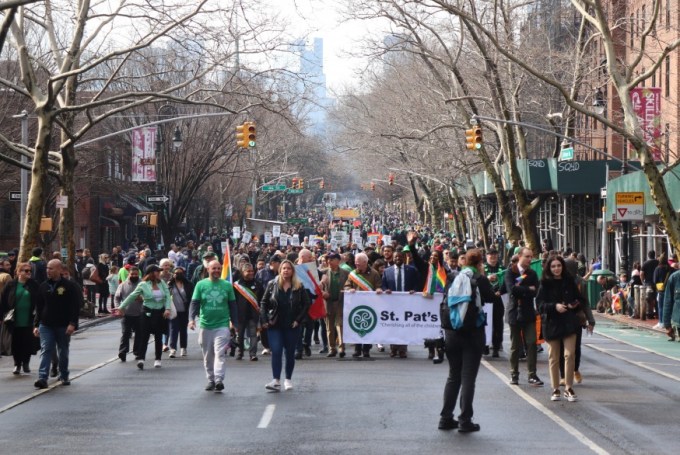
273, 0, 385, 95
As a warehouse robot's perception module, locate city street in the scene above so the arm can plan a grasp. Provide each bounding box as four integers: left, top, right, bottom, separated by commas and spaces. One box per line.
0, 318, 678, 455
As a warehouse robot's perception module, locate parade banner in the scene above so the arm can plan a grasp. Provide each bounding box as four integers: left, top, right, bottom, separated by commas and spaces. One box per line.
630, 87, 662, 161
131, 127, 157, 182
343, 292, 442, 344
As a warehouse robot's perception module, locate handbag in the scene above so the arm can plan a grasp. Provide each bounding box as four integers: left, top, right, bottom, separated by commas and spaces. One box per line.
169, 302, 178, 320
90, 267, 103, 285
3, 309, 15, 324
656, 270, 671, 292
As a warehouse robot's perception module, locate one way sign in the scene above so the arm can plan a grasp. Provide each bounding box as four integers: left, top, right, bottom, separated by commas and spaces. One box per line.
146, 195, 169, 204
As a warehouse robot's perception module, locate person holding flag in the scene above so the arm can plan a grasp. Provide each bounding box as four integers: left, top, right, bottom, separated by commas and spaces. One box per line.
422, 250, 447, 360
344, 253, 383, 358
233, 263, 263, 361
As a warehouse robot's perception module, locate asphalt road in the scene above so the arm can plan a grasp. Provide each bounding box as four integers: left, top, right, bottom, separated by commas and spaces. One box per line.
0, 319, 678, 455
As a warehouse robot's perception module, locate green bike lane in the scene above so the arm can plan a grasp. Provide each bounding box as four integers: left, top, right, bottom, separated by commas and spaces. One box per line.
592, 315, 680, 361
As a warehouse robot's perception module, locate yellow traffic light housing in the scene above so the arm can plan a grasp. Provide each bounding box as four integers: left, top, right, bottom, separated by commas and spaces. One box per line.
465, 126, 483, 150
236, 123, 248, 148
319, 180, 325, 189
299, 178, 304, 188
246, 122, 256, 148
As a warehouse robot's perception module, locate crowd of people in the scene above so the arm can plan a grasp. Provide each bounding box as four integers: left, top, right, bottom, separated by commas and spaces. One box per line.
1, 208, 680, 434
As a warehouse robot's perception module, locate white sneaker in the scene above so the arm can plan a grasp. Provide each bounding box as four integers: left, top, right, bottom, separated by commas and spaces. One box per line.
653, 323, 663, 329
169, 349, 176, 358
180, 348, 187, 357
283, 379, 293, 391
154, 360, 162, 368
265, 379, 280, 391
261, 348, 271, 356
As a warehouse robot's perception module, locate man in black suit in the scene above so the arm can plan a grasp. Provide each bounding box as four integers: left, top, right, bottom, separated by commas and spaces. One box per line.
382, 249, 420, 358
504, 247, 543, 386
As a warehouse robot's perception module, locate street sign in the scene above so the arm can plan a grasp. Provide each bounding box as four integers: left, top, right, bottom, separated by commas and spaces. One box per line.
287, 218, 306, 224
614, 192, 644, 221
287, 188, 303, 194
146, 195, 169, 204
56, 195, 68, 209
262, 184, 287, 192
559, 147, 574, 161
9, 191, 22, 201
600, 187, 607, 199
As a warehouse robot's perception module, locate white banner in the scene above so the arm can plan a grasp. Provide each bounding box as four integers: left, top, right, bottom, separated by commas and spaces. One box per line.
242, 231, 252, 244
279, 233, 288, 246
382, 235, 391, 245
343, 292, 442, 344
272, 225, 281, 237
264, 231, 272, 244
291, 236, 300, 246
232, 226, 241, 239
131, 127, 157, 182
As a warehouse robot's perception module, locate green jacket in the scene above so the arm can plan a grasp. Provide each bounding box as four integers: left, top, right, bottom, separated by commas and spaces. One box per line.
663, 269, 680, 328
120, 280, 171, 311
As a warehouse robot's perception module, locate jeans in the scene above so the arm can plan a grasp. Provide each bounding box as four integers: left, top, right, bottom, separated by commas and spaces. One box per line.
657, 292, 665, 324
237, 319, 259, 357
509, 320, 537, 377
296, 320, 315, 353
38, 325, 71, 381
440, 328, 484, 423
268, 326, 301, 380
198, 327, 230, 382
168, 311, 189, 350
119, 315, 142, 358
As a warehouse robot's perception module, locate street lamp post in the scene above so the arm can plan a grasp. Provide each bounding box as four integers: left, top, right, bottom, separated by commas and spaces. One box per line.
593, 88, 609, 270
154, 105, 183, 249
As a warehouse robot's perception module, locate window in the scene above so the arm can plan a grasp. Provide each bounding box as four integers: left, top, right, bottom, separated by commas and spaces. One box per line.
642, 5, 646, 33
641, 68, 646, 87
630, 15, 635, 47
667, 0, 671, 29
652, 69, 656, 87
636, 10, 639, 37
665, 56, 671, 97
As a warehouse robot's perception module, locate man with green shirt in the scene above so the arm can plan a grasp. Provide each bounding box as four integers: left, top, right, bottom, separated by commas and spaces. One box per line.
189, 260, 237, 392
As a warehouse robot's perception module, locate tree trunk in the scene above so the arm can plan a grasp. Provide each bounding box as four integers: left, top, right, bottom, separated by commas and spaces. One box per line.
59, 143, 77, 275
19, 113, 53, 262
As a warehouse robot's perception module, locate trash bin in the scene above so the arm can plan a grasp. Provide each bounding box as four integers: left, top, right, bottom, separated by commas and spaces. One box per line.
587, 269, 616, 310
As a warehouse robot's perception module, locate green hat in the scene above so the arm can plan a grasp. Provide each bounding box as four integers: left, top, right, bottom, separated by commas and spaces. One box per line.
402, 245, 411, 252
202, 251, 217, 259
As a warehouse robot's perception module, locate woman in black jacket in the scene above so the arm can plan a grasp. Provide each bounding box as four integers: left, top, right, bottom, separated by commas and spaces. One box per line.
260, 260, 310, 392
167, 267, 193, 358
536, 255, 587, 403
0, 262, 41, 374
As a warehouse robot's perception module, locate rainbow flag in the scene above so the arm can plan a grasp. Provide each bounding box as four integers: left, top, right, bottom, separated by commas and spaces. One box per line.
220, 242, 232, 283
423, 264, 447, 294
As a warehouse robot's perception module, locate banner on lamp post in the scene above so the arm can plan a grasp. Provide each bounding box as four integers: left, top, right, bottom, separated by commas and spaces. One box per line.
630, 87, 662, 161
131, 127, 158, 182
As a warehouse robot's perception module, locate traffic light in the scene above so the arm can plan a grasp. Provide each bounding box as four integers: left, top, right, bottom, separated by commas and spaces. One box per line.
245, 122, 256, 148
236, 121, 256, 148
388, 173, 394, 185
299, 178, 304, 188
236, 123, 248, 148
319, 179, 325, 189
292, 177, 298, 189
465, 125, 483, 150
370, 182, 376, 191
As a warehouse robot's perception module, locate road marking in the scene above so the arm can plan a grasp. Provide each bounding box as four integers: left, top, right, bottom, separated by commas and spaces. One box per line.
257, 404, 276, 429
584, 344, 680, 383
0, 356, 119, 415
482, 360, 609, 455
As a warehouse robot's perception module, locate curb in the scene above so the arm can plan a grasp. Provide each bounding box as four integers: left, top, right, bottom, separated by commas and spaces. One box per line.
76, 315, 116, 333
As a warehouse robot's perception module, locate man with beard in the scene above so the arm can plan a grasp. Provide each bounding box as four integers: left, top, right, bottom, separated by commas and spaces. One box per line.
114, 267, 143, 362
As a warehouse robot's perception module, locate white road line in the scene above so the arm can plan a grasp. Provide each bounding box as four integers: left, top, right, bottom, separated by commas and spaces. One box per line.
257, 404, 276, 429
482, 360, 609, 455
0, 356, 119, 415
584, 344, 680, 383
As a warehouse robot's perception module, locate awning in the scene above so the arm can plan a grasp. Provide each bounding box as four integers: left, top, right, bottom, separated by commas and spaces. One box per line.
100, 216, 120, 229
120, 194, 152, 212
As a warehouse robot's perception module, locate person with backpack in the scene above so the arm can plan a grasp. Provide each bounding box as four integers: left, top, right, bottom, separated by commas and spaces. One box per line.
438, 249, 494, 433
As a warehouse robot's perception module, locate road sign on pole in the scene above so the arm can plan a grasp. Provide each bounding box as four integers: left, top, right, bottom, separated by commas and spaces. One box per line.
559, 147, 574, 161
9, 191, 22, 201
146, 195, 169, 204
614, 192, 644, 221
262, 184, 287, 192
